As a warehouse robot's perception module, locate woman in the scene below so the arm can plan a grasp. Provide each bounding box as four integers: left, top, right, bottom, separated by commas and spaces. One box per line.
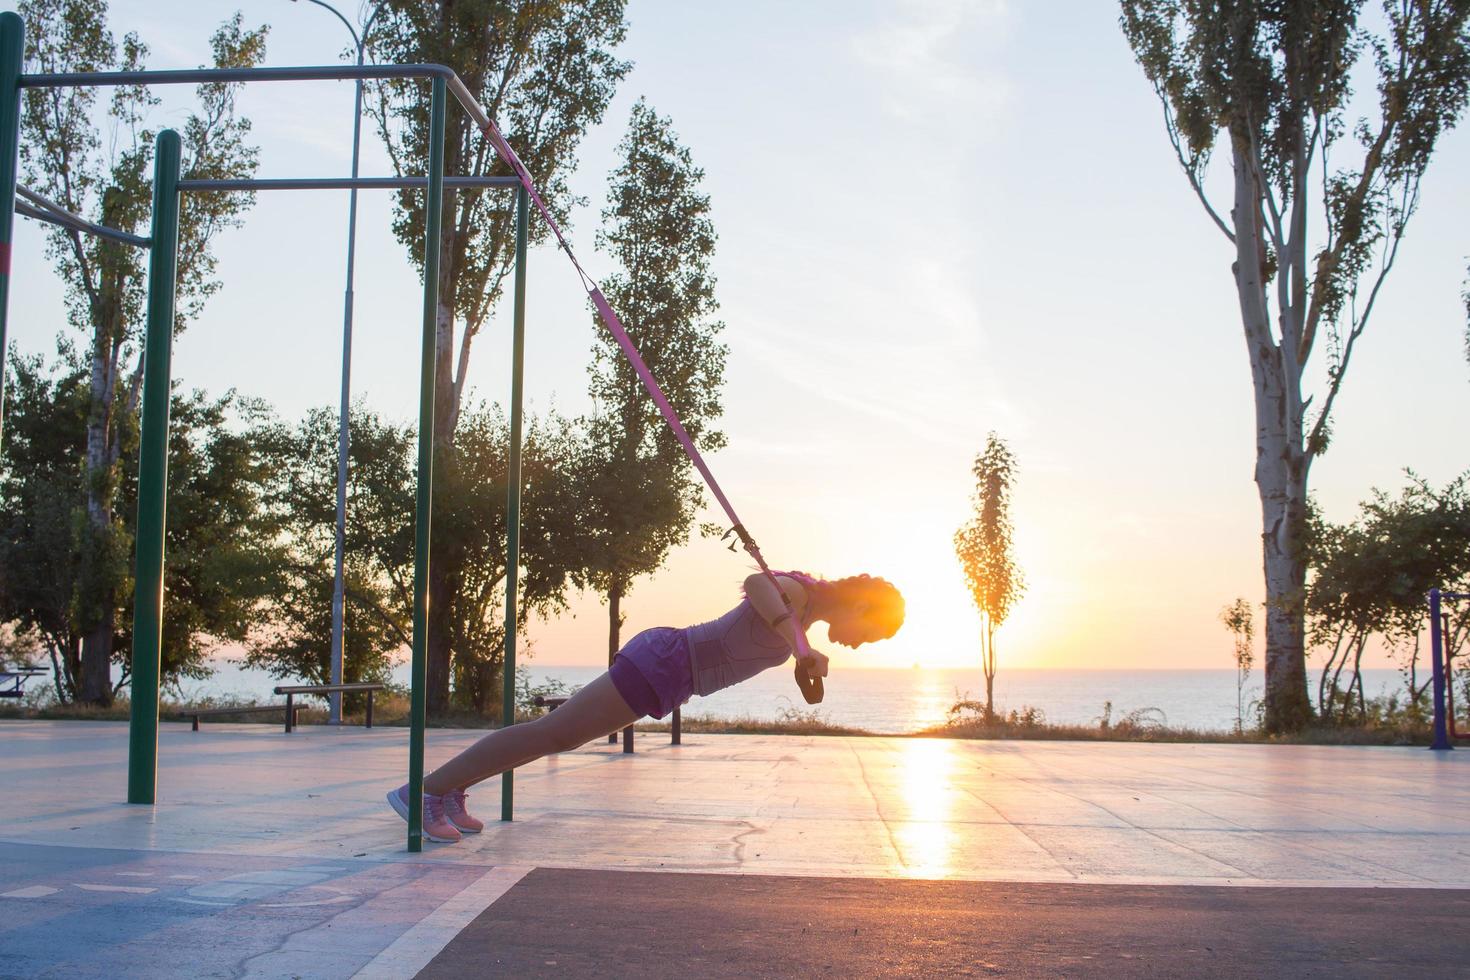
387, 570, 904, 842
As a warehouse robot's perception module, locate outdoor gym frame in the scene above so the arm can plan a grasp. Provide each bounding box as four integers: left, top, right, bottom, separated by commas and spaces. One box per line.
0, 11, 533, 852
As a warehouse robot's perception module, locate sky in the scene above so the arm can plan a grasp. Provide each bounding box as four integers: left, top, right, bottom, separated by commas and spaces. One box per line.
2, 0, 1467, 675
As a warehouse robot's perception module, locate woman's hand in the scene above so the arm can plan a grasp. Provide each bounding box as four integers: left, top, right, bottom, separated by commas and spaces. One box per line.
799, 649, 830, 678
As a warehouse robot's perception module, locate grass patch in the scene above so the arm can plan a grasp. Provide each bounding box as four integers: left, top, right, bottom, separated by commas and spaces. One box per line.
639, 706, 869, 737
0, 695, 1445, 746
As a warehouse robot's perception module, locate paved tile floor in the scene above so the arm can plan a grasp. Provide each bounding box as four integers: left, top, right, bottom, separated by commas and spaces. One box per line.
2, 720, 1468, 977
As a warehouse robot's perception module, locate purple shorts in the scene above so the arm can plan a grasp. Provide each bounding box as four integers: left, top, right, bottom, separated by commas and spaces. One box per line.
609, 627, 693, 720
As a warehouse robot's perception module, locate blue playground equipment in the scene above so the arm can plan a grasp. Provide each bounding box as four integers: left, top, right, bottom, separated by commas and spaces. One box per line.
1429, 587, 1469, 751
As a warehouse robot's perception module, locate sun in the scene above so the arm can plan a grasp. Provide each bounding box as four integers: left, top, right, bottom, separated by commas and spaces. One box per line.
830, 526, 1051, 672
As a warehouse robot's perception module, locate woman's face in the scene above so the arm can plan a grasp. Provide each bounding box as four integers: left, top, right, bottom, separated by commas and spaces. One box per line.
826, 602, 889, 648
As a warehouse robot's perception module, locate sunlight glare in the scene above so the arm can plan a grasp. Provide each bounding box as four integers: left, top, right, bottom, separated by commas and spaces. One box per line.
892, 739, 960, 879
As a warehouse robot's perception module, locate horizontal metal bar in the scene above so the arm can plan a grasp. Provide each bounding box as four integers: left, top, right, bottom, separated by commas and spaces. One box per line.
18, 64, 491, 137
19, 62, 456, 90
176, 176, 522, 192
15, 191, 151, 247
1441, 593, 1470, 601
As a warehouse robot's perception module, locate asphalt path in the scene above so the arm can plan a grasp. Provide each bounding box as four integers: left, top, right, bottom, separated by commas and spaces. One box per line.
419, 869, 1470, 978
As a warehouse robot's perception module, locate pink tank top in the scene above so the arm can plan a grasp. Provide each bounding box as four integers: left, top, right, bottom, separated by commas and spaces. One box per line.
684, 598, 816, 697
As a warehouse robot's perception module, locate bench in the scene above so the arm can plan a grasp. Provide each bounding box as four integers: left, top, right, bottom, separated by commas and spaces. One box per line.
533, 696, 680, 753
183, 703, 299, 732
273, 683, 386, 733
184, 683, 385, 733
0, 668, 47, 699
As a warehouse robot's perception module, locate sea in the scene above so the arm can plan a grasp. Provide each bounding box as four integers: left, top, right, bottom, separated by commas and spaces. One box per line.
178, 661, 1412, 734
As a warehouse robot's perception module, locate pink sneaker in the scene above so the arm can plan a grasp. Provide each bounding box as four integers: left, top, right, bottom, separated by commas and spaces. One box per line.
444, 789, 483, 833
386, 784, 461, 843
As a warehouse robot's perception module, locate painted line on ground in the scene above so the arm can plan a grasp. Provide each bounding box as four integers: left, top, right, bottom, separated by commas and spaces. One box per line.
75, 883, 157, 894
1, 886, 59, 898
351, 864, 533, 980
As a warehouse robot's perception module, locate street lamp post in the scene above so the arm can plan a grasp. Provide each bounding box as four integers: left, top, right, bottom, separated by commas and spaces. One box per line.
289, 0, 381, 724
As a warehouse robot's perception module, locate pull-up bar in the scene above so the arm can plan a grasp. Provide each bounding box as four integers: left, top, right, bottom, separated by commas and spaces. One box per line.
178, 175, 522, 192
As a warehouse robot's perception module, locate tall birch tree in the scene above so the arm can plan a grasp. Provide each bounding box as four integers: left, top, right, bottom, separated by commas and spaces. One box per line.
1119, 0, 1470, 731
365, 0, 629, 715
16, 0, 266, 704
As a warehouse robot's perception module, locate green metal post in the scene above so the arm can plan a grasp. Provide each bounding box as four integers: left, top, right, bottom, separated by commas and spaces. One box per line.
407, 77, 446, 852
127, 130, 182, 805
501, 186, 529, 822
0, 12, 24, 447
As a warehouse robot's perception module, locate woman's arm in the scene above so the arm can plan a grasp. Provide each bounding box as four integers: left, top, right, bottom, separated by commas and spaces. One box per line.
743, 573, 828, 676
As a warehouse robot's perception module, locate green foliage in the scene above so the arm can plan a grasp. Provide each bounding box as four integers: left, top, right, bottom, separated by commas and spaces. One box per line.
1219, 597, 1256, 731
1463, 263, 1469, 376
578, 99, 728, 642
18, 0, 266, 337
365, 0, 630, 426
14, 0, 266, 702
1306, 472, 1470, 722
0, 353, 91, 692
244, 408, 411, 696
0, 351, 286, 700
248, 404, 584, 716
953, 432, 1025, 717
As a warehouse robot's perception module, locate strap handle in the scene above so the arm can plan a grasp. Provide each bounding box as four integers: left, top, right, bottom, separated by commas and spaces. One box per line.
794, 660, 824, 705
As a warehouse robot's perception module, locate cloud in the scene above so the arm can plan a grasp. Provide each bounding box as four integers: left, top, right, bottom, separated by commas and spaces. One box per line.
848, 0, 1011, 125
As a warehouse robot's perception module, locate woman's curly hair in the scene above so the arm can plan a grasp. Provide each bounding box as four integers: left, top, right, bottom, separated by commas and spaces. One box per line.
774, 570, 905, 640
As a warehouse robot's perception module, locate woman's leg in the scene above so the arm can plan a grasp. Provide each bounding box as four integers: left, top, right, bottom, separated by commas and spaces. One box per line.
423, 673, 640, 796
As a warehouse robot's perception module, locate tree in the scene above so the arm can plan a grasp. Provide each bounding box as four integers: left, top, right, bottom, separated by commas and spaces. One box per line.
1305, 472, 1470, 722
364, 0, 629, 715
17, 0, 267, 703
1219, 598, 1255, 732
1119, 1, 1470, 732
954, 433, 1025, 720
251, 403, 583, 717
245, 407, 412, 705
0, 351, 285, 701
579, 98, 728, 671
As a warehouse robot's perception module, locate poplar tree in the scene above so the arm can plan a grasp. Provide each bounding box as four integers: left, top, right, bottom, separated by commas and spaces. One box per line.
365, 0, 629, 714
579, 98, 728, 668
1119, 1, 1470, 731
954, 433, 1025, 721
15, 0, 266, 704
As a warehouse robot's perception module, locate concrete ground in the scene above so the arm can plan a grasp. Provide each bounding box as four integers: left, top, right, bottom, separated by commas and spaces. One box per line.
2, 720, 1469, 977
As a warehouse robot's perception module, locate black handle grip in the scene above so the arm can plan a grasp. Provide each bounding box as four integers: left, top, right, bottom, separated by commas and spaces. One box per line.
795, 660, 824, 704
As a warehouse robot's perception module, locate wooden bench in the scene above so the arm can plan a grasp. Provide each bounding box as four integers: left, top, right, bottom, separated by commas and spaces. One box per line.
273, 683, 386, 733
533, 696, 680, 752
183, 703, 298, 732
0, 668, 47, 699
184, 683, 385, 733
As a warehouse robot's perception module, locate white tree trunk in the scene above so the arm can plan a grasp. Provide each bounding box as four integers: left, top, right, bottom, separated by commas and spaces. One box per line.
1230, 137, 1313, 732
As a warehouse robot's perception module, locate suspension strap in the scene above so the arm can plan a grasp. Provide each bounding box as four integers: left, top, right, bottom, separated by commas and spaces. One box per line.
458, 85, 822, 700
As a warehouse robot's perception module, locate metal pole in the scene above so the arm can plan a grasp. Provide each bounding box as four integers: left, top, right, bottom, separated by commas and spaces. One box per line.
407, 77, 446, 852
0, 12, 23, 448
127, 130, 183, 803
291, 0, 379, 728
501, 186, 529, 822
328, 31, 369, 727
1430, 588, 1452, 751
